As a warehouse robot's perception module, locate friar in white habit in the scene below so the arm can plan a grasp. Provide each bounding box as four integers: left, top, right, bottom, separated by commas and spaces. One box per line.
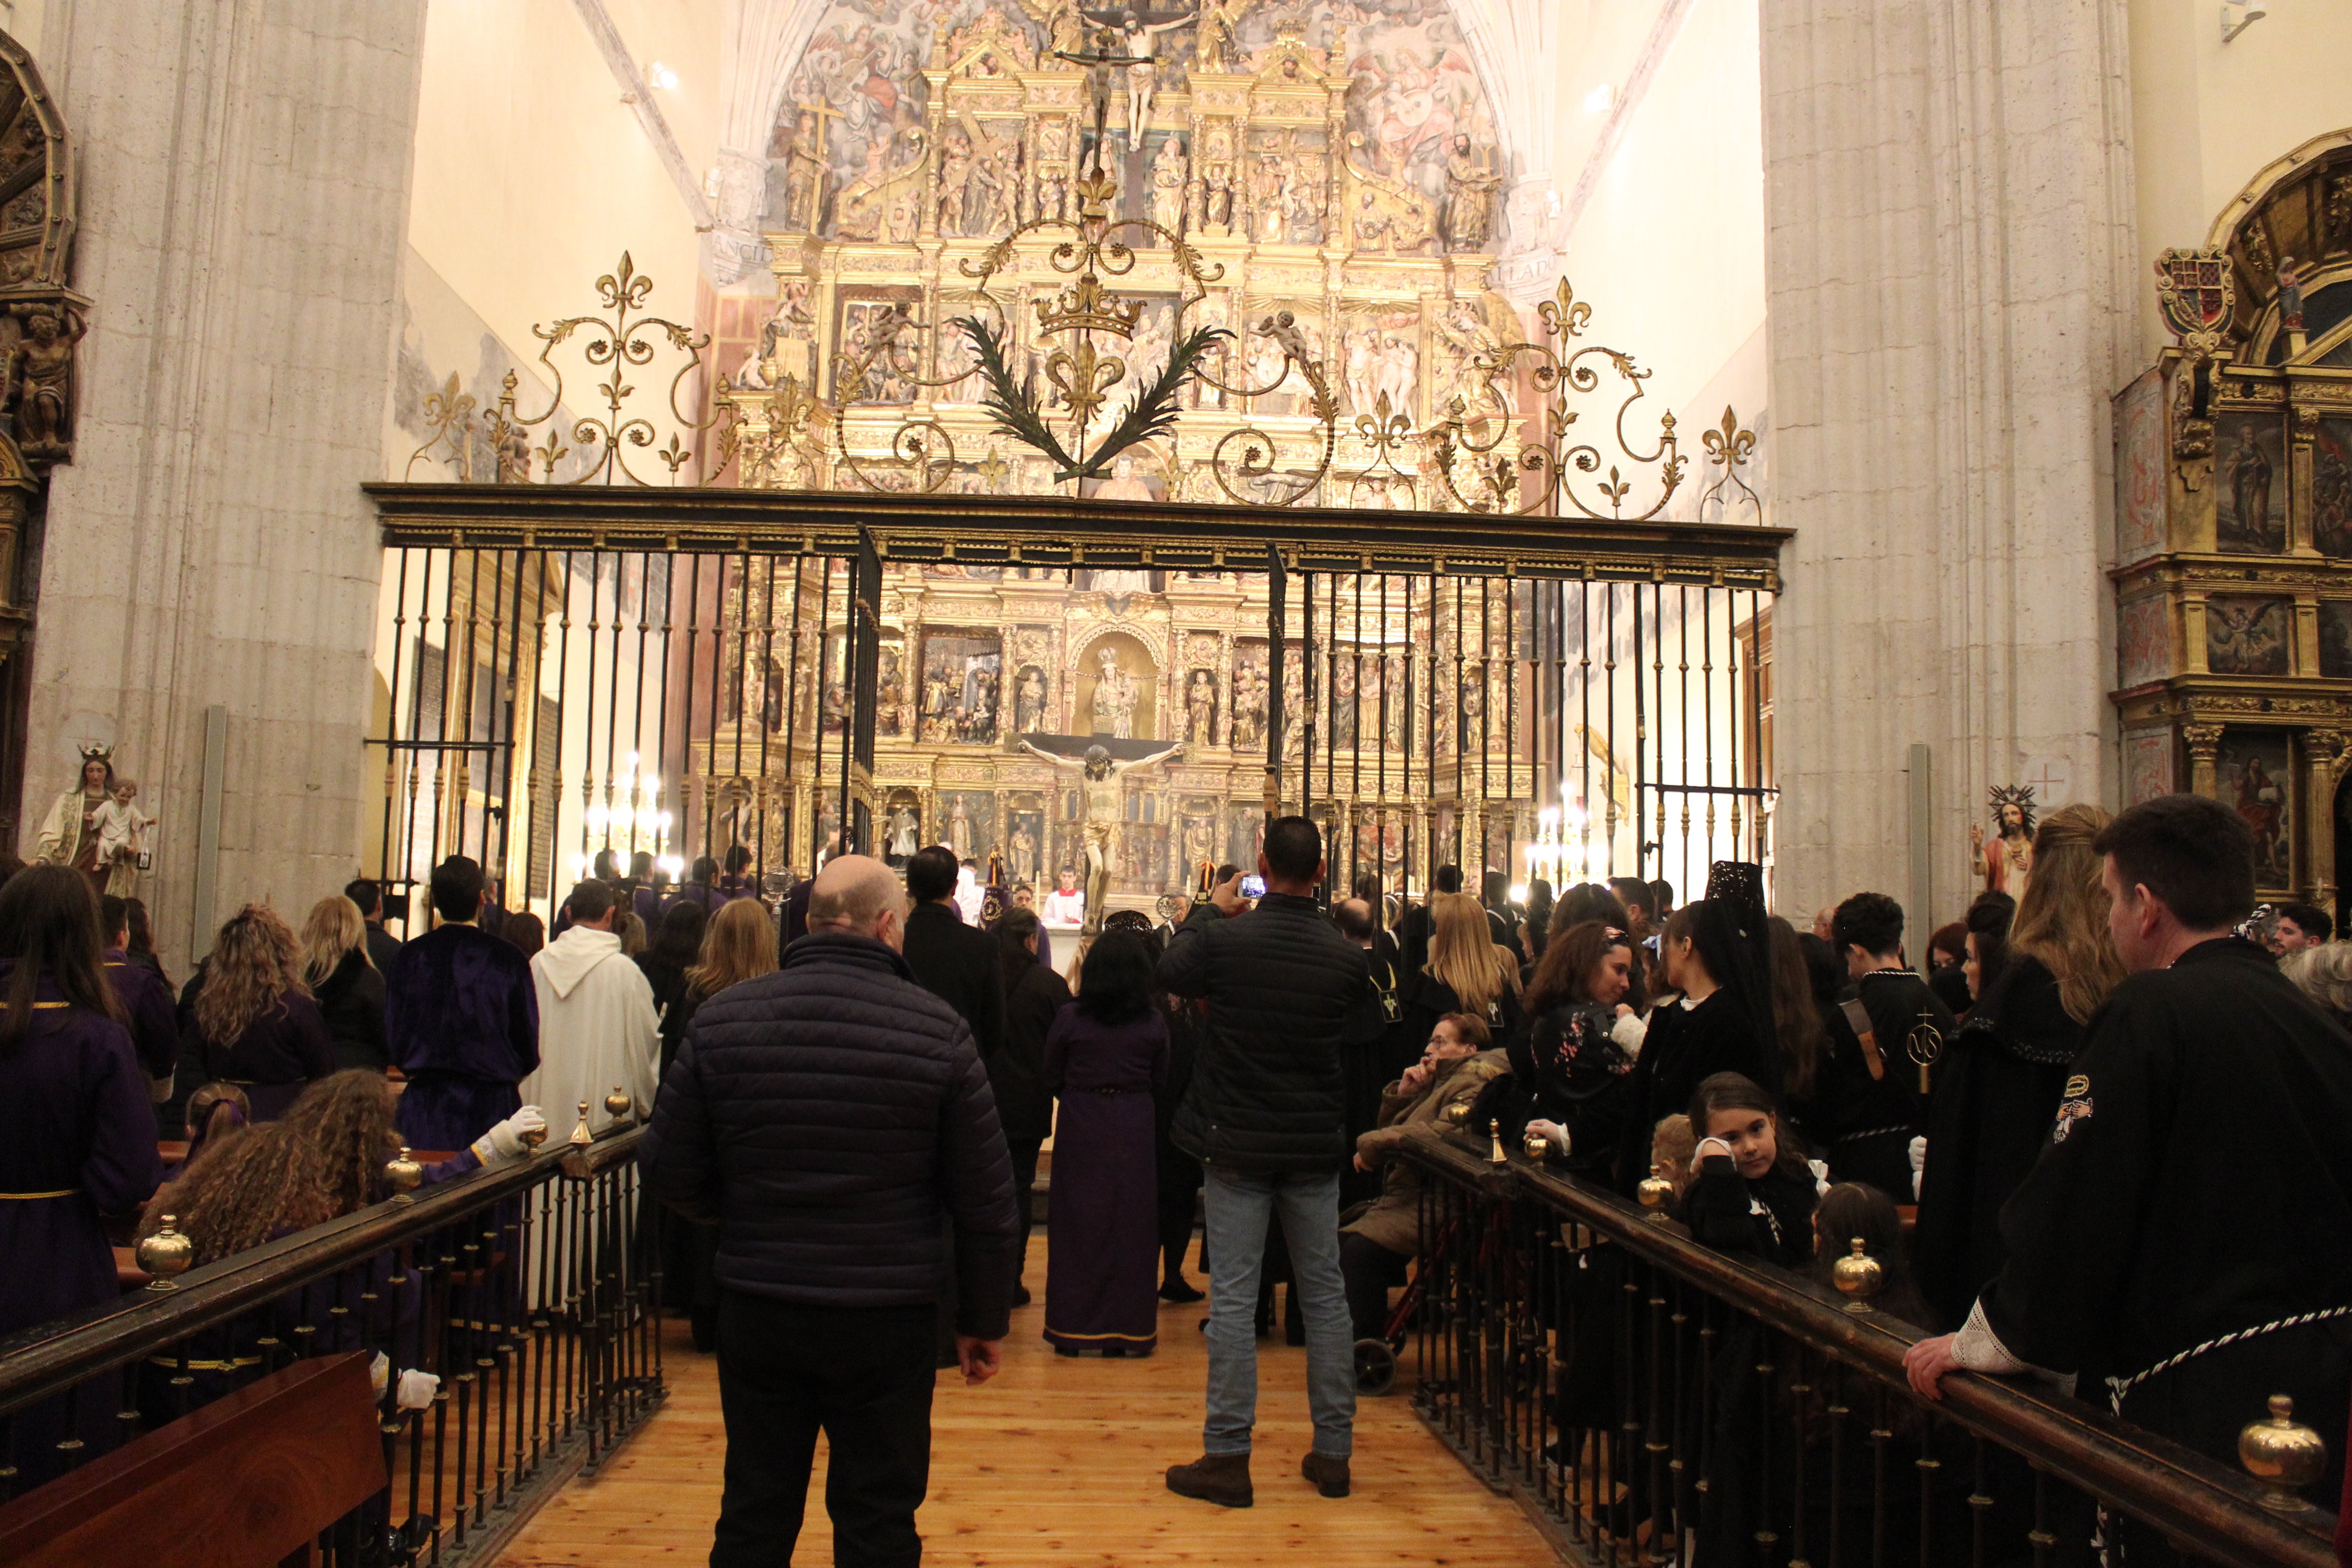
522, 878, 661, 1135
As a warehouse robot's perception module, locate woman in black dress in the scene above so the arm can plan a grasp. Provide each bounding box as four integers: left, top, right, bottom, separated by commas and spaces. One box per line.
1613, 894, 1779, 1193
298, 894, 388, 1073
1412, 891, 1524, 1048
636, 899, 707, 1080
1478, 918, 1646, 1177
991, 906, 1070, 1306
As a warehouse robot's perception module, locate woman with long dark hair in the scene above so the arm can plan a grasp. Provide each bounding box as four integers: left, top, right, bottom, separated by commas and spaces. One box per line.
0, 863, 159, 1339
184, 904, 333, 1120
1477, 919, 1646, 1176
1612, 894, 1780, 1194
1043, 926, 1168, 1356
992, 906, 1069, 1308
637, 899, 708, 1080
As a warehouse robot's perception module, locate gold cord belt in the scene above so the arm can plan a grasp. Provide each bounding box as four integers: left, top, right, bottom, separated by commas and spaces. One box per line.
0, 1188, 79, 1199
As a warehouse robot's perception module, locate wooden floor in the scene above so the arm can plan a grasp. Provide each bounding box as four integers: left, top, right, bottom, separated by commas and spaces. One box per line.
496, 1238, 1559, 1566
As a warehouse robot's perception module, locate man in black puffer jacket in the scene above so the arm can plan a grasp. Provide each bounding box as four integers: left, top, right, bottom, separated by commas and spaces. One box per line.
1159, 814, 1368, 1509
644, 853, 1019, 1568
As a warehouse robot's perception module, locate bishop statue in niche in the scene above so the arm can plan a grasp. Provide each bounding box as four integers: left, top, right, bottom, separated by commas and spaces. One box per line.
1090, 646, 1142, 738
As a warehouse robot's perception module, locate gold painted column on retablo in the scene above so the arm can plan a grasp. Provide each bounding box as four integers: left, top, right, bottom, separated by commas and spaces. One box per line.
2183, 595, 2211, 675
2303, 730, 2344, 907
2295, 594, 2321, 677
2290, 406, 2320, 556
2185, 724, 2224, 800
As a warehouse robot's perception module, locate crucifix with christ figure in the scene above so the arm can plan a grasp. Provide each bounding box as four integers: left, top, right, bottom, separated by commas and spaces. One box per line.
1054, 5, 1198, 157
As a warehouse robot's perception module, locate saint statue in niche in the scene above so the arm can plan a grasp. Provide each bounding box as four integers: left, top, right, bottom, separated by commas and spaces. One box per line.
1014, 665, 1049, 734
1971, 786, 2037, 900
1090, 646, 1141, 738
949, 795, 975, 860
1186, 668, 1217, 743
888, 805, 920, 860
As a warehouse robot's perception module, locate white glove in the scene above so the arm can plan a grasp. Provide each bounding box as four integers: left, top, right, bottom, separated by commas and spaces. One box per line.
473, 1105, 547, 1164
1610, 1010, 1649, 1057
1525, 1117, 1571, 1154
1909, 1135, 1928, 1200
396, 1369, 440, 1411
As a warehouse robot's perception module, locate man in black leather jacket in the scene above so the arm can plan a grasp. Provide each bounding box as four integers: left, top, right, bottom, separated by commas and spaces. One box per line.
1159, 815, 1368, 1509
644, 853, 1019, 1568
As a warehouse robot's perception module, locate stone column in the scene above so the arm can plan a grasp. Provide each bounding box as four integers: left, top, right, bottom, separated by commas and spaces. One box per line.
1762, 0, 2137, 912
27, 3, 428, 962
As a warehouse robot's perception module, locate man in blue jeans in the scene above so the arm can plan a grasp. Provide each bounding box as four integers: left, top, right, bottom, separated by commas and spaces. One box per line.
1158, 814, 1369, 1507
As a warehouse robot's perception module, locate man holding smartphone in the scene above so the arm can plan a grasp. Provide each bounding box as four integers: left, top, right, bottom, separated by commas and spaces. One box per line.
1157, 816, 1368, 1508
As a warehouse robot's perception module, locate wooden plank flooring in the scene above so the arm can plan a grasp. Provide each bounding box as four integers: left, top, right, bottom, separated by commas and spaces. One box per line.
496, 1238, 1560, 1565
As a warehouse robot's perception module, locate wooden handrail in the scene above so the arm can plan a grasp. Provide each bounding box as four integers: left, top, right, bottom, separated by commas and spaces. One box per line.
0, 1124, 645, 1423
1395, 1124, 2337, 1568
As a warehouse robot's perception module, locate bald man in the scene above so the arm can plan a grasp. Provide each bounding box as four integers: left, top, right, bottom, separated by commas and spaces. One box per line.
644, 854, 1020, 1568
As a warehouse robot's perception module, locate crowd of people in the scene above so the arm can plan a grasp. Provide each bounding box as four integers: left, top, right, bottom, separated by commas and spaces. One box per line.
5, 789, 2352, 1565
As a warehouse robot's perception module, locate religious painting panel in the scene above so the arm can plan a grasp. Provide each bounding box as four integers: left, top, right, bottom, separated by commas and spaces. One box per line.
1074, 630, 1160, 740
917, 628, 1004, 745
771, 0, 946, 237
2317, 417, 2352, 558
938, 789, 996, 865
2220, 729, 2293, 890
2206, 595, 2291, 676
834, 286, 922, 405
2114, 368, 2166, 564
1239, 299, 1325, 423
1122, 822, 1171, 891
2323, 603, 2352, 680
2116, 595, 2170, 688
1338, 303, 1423, 422
2122, 730, 2174, 805
2214, 411, 2287, 552
882, 788, 923, 864
1326, 0, 1498, 242
925, 291, 1010, 410
1005, 798, 1047, 891
1230, 638, 1269, 751
1177, 795, 1221, 888
1240, 126, 1331, 247
820, 626, 851, 734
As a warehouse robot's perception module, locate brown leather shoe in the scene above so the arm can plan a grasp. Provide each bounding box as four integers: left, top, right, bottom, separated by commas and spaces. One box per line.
1166, 1452, 1254, 1508
1302, 1451, 1351, 1498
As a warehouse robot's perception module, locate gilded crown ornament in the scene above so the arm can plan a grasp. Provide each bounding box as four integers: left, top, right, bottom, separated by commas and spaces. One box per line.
136, 1215, 194, 1291
2239, 1394, 2328, 1511
1033, 274, 1143, 339
1831, 1238, 1883, 1313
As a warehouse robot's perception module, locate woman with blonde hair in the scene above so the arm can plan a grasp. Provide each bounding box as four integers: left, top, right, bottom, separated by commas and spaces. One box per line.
2280, 943, 2352, 1029
297, 894, 388, 1073
1915, 802, 2126, 1328
1411, 890, 1522, 1043
184, 904, 332, 1121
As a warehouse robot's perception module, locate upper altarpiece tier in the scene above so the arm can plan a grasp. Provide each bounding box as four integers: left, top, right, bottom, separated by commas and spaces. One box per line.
712, 0, 1524, 510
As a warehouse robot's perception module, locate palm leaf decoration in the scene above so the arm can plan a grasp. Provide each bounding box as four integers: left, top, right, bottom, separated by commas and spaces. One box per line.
953, 315, 1078, 477
1076, 324, 1233, 482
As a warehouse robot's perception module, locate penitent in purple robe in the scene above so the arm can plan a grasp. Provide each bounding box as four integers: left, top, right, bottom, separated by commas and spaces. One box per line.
1042, 1002, 1167, 1354
385, 921, 539, 1152
0, 969, 163, 1340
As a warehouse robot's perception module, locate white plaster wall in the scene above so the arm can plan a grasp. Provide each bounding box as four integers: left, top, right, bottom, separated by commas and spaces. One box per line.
1554, 0, 1766, 452
407, 0, 720, 391
1762, 0, 2136, 926
25, 0, 430, 964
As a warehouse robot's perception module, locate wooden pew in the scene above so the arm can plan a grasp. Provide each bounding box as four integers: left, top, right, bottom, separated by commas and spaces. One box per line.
0, 1351, 384, 1568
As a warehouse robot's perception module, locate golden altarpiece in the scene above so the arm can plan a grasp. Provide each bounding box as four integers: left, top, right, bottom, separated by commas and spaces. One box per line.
371, 5, 1780, 925
2115, 127, 2352, 917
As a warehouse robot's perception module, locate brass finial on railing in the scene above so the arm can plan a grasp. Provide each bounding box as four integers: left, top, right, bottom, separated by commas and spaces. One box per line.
136, 1215, 194, 1290
1637, 1161, 1675, 1224
386, 1147, 425, 1206
604, 1086, 635, 1122
1486, 1118, 1508, 1166
1832, 1238, 1883, 1314
2239, 1394, 2327, 1511
568, 1101, 594, 1147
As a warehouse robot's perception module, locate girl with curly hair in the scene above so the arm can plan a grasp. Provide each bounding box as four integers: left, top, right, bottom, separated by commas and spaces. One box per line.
183, 904, 333, 1119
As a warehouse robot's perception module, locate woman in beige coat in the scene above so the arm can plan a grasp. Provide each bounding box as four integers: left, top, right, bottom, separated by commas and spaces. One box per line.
1339, 1011, 1506, 1343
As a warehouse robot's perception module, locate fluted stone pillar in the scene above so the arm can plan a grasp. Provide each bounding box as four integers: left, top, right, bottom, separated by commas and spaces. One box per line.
24, 2, 428, 961
1762, 0, 2138, 914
